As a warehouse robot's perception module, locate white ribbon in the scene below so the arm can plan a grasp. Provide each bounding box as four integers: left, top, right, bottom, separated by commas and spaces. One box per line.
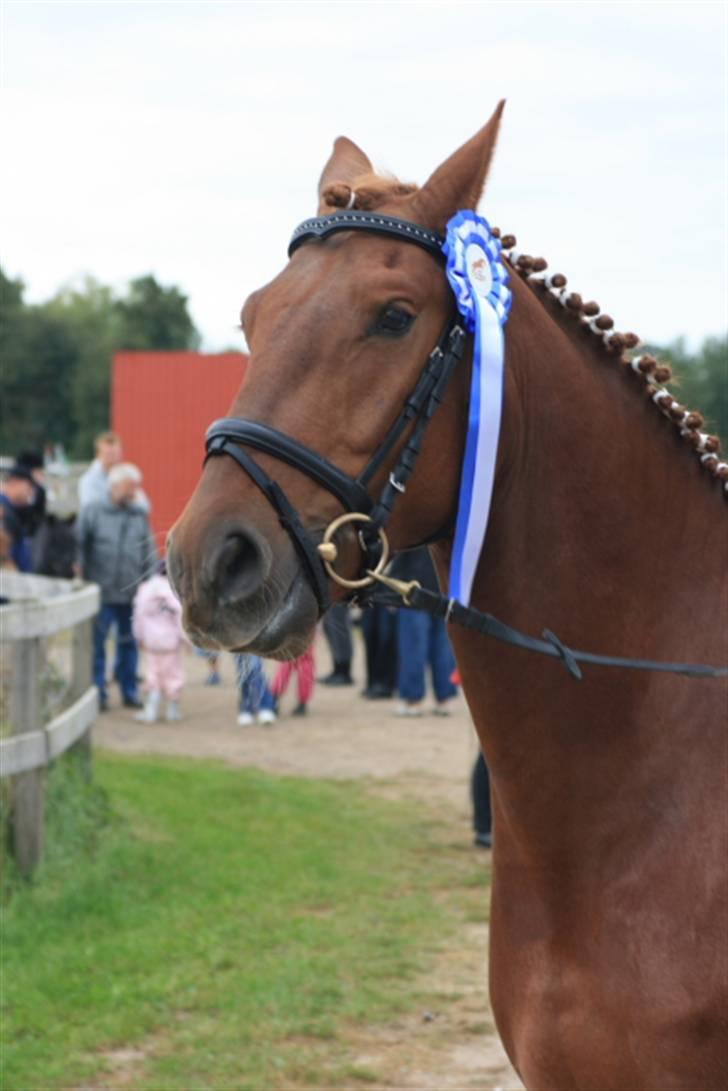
443, 211, 512, 606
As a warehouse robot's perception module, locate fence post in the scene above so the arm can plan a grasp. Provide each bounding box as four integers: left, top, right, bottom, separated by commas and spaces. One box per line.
11, 636, 44, 878
70, 617, 93, 778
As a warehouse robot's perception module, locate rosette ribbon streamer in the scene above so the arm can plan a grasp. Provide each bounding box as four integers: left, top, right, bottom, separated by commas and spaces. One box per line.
443, 211, 512, 605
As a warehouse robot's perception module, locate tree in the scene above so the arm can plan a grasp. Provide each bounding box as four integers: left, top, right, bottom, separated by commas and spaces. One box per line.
114, 275, 200, 352
0, 268, 202, 459
652, 336, 727, 443
1, 269, 78, 455
48, 278, 124, 458
0, 266, 24, 319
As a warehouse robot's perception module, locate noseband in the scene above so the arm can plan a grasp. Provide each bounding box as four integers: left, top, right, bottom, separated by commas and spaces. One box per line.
206, 211, 466, 613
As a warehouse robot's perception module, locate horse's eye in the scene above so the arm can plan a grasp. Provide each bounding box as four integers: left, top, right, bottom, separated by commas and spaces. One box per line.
372, 306, 415, 337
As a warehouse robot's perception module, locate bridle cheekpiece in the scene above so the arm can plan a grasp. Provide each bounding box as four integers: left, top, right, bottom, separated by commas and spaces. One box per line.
205, 210, 466, 613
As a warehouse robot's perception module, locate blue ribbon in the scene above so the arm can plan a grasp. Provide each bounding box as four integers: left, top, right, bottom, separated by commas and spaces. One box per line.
443, 210, 512, 605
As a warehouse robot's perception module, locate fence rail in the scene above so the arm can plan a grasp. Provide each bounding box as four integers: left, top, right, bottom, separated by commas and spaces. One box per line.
1, 688, 98, 777
1, 572, 100, 877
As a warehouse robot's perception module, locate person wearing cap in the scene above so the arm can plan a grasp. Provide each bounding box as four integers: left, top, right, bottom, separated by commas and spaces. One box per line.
77, 462, 157, 711
0, 465, 37, 571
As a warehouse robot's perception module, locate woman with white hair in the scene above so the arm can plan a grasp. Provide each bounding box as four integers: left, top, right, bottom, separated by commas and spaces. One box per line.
77, 462, 157, 711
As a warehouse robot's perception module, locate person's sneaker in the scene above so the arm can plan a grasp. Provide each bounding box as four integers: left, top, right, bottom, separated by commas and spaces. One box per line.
99, 695, 109, 712
257, 709, 277, 725
395, 701, 425, 717
432, 701, 452, 717
123, 695, 144, 710
361, 683, 393, 700
205, 671, 222, 686
237, 711, 254, 726
134, 691, 160, 723
292, 702, 308, 717
166, 701, 182, 722
474, 831, 493, 849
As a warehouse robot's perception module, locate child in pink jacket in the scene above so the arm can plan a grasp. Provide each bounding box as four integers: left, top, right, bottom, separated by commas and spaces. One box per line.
132, 562, 187, 722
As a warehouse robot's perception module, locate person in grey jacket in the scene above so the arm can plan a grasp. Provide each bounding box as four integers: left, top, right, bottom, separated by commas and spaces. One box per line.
77, 463, 157, 710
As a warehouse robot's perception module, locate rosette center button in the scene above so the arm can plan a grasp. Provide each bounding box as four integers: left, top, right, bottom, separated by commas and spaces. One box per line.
465, 242, 493, 297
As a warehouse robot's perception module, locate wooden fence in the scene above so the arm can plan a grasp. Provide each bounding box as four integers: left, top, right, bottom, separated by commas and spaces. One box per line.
0, 571, 100, 877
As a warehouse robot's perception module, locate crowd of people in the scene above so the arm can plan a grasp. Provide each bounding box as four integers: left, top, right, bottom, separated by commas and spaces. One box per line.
0, 430, 492, 847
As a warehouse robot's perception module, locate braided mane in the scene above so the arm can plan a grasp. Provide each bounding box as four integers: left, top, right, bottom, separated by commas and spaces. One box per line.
321, 175, 726, 499
496, 229, 726, 498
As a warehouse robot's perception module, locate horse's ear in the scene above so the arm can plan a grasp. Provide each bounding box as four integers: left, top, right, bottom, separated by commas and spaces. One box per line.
411, 100, 506, 230
317, 136, 373, 213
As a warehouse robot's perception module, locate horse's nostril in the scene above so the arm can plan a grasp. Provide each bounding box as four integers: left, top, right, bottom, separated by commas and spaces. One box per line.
213, 532, 264, 603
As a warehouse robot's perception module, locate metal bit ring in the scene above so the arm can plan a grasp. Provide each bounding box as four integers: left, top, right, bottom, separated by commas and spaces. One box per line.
317, 512, 390, 589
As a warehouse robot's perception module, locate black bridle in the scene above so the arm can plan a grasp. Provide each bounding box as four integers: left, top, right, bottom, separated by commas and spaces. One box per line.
206, 210, 464, 614
204, 211, 727, 681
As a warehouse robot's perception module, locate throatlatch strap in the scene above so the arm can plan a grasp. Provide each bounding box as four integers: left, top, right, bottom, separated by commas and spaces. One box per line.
366, 325, 466, 535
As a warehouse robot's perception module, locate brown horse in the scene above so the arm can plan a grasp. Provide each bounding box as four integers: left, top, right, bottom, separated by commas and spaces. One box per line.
168, 104, 727, 1088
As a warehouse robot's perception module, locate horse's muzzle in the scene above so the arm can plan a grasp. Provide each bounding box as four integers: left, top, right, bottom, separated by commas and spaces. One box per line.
167, 522, 318, 658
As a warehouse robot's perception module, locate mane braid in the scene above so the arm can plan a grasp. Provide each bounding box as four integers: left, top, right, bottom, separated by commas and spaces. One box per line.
492, 227, 727, 500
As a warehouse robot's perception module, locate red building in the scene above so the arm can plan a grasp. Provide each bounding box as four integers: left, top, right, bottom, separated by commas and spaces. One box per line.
112, 351, 248, 544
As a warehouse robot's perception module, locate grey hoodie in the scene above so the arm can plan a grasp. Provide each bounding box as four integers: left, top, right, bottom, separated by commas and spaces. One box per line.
77, 500, 158, 604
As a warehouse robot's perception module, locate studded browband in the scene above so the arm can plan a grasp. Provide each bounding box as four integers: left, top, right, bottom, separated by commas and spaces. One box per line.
288, 211, 446, 262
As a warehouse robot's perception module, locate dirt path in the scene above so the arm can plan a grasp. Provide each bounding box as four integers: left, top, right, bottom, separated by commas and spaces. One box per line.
94, 636, 523, 1090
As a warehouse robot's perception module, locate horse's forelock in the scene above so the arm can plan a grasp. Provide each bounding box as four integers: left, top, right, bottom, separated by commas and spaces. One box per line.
320, 172, 419, 213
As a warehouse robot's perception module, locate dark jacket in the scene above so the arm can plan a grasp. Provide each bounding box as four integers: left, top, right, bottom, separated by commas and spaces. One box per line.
0, 494, 32, 572
16, 481, 46, 537
33, 515, 77, 578
77, 500, 157, 604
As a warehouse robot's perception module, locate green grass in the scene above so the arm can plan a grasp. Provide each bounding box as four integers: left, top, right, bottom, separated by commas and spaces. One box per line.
2, 753, 489, 1090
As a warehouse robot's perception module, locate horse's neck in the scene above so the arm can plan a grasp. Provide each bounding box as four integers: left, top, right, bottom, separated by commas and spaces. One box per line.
441, 276, 725, 842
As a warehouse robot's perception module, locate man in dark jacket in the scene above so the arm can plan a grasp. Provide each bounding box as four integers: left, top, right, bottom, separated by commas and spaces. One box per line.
0, 464, 36, 571
77, 462, 157, 711
15, 450, 47, 539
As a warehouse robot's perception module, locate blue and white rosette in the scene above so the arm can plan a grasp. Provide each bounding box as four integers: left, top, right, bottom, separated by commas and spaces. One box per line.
443, 210, 512, 606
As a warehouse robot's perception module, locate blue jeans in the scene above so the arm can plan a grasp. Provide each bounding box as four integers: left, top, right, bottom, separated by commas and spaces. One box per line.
94, 604, 138, 702
397, 609, 456, 703
235, 655, 275, 715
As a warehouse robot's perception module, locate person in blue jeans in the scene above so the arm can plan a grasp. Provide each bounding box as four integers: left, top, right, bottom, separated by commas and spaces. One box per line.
235, 654, 277, 726
77, 463, 157, 711
389, 548, 457, 716
93, 604, 140, 709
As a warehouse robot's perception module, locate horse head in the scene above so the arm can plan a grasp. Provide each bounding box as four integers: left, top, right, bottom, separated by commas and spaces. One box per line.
167, 104, 506, 656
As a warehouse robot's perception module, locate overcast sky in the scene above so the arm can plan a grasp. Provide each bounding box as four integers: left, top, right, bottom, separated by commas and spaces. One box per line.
2, 1, 726, 351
